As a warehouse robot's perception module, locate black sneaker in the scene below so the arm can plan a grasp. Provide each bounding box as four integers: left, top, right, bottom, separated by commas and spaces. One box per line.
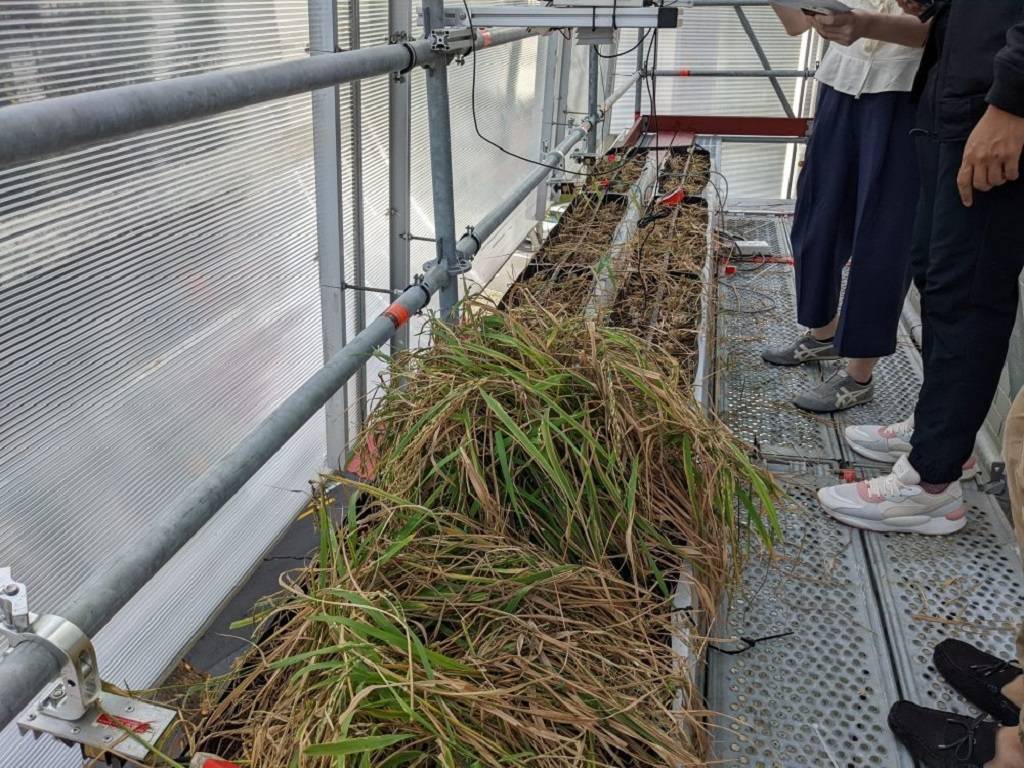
888, 700, 999, 766
934, 638, 1023, 727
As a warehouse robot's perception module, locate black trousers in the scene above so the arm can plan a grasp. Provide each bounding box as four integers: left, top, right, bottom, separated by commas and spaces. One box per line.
909, 138, 1024, 483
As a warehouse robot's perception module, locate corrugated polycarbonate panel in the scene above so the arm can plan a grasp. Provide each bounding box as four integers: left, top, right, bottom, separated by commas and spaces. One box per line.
610, 9, 807, 197
0, 2, 325, 764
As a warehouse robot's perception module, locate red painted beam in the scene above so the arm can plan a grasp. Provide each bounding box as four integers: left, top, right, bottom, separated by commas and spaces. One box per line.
622, 114, 812, 146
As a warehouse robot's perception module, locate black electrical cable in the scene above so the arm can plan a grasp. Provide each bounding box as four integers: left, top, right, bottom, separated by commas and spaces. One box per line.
595, 28, 648, 59
460, 0, 635, 179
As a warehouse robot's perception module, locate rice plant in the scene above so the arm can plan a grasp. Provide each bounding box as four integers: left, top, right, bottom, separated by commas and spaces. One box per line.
354, 306, 779, 607
190, 500, 707, 767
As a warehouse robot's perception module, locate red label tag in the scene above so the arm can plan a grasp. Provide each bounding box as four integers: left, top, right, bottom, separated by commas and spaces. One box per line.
96, 713, 153, 735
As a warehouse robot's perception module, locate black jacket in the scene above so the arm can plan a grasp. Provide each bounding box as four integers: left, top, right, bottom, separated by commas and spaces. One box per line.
916, 0, 1024, 140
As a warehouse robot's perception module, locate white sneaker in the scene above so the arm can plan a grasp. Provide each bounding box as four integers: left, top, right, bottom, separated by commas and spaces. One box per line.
844, 416, 915, 463
817, 455, 967, 536
844, 416, 978, 480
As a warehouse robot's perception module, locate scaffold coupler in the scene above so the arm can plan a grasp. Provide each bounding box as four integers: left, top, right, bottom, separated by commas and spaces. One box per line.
0, 567, 183, 767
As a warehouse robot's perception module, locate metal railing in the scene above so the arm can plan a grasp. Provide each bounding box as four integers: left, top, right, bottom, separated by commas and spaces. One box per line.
0, 18, 614, 730
0, 0, 818, 735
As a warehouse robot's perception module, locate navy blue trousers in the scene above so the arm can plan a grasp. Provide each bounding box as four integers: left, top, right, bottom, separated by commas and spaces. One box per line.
791, 84, 919, 358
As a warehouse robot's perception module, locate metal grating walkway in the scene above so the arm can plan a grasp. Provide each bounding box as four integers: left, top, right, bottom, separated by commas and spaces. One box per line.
708, 212, 1024, 768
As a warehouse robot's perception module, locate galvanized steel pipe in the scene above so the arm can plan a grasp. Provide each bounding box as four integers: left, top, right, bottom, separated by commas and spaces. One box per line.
0, 260, 450, 728
652, 68, 815, 78
0, 62, 603, 728
601, 71, 641, 118
457, 115, 596, 260
0, 27, 537, 169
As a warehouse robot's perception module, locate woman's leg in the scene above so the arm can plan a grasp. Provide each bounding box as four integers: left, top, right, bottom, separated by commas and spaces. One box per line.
833, 90, 919, 373
790, 85, 858, 333
763, 86, 858, 368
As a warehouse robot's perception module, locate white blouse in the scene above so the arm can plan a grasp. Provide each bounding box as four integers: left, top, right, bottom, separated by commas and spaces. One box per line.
813, 0, 925, 97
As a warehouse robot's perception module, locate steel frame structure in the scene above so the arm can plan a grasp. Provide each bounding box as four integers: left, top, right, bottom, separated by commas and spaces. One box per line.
0, 0, 820, 748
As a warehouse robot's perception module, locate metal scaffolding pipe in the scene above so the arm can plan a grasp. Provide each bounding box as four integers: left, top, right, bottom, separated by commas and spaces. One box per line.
688, 0, 775, 5
734, 5, 795, 118
0, 257, 449, 728
634, 33, 644, 119
423, 0, 461, 323
721, 135, 808, 143
652, 68, 815, 78
457, 115, 596, 260
601, 70, 641, 117
388, 0, 413, 354
0, 27, 536, 169
0, 67, 607, 729
587, 46, 600, 155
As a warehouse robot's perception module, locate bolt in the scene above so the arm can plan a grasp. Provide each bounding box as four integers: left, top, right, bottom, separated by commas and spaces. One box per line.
102, 735, 112, 743
49, 683, 65, 700
71, 727, 80, 734
3, 584, 18, 596
124, 705, 134, 713
26, 713, 36, 721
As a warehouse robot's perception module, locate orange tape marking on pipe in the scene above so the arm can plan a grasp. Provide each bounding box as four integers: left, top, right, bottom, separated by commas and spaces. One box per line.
384, 303, 411, 329
679, 68, 690, 77
481, 29, 493, 47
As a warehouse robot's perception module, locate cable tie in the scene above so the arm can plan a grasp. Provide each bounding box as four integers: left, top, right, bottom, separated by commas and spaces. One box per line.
463, 227, 481, 253
399, 42, 417, 75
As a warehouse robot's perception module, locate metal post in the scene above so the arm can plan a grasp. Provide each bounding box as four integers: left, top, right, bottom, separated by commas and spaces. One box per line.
0, 24, 551, 730
422, 0, 461, 323
733, 6, 795, 118
601, 35, 618, 146
553, 34, 572, 148
308, 0, 350, 467
587, 45, 600, 155
347, 0, 369, 424
388, 0, 412, 354
0, 100, 605, 729
534, 33, 560, 221
634, 31, 644, 120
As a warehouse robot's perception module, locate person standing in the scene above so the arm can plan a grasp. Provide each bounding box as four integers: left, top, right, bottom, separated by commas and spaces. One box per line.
885, 388, 1024, 767
817, 1, 1024, 759
762, 1, 929, 413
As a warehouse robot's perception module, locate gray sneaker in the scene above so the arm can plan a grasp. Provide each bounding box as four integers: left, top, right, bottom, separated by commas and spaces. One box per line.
761, 332, 839, 366
793, 369, 874, 413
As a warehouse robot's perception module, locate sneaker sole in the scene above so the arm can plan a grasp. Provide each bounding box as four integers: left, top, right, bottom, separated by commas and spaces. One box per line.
762, 352, 840, 368
847, 442, 907, 464
819, 499, 968, 536
794, 391, 874, 414
845, 443, 978, 481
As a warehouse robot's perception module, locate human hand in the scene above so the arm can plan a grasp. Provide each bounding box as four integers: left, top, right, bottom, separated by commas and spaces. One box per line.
957, 105, 1024, 207
812, 11, 867, 46
896, 0, 929, 17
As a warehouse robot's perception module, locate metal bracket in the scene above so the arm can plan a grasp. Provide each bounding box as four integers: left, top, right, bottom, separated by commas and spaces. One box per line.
0, 568, 99, 721
0, 568, 182, 764
400, 232, 438, 244
429, 27, 472, 53
342, 281, 403, 298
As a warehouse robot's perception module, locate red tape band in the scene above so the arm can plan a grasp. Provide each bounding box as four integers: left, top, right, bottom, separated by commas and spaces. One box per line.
481, 29, 493, 47
384, 303, 411, 329
679, 68, 690, 77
